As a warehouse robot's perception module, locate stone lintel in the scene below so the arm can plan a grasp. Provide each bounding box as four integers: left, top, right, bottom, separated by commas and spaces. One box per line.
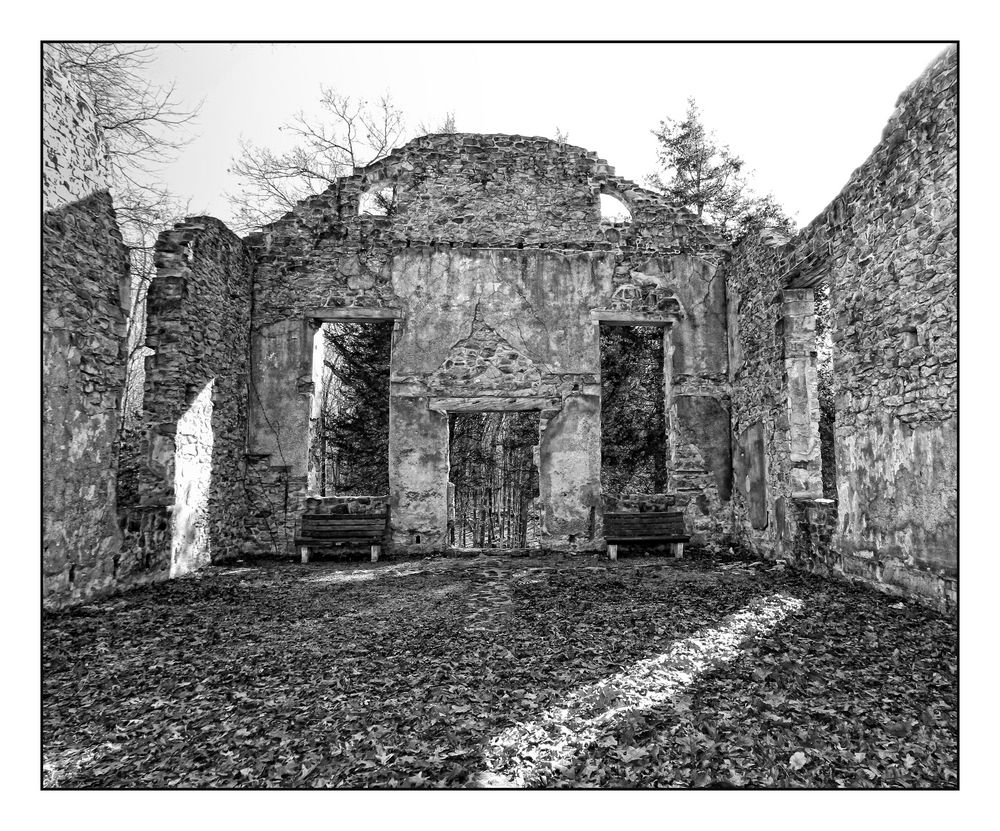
428, 396, 558, 413
590, 310, 679, 327
306, 307, 402, 322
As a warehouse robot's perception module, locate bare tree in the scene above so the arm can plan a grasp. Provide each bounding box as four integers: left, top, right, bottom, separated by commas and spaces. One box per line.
227, 88, 406, 233
45, 42, 201, 426
47, 43, 199, 201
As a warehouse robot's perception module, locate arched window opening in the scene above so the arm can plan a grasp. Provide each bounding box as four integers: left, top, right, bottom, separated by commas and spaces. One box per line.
358, 184, 397, 217
600, 193, 632, 224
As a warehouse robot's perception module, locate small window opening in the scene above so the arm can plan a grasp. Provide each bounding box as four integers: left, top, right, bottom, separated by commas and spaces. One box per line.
600, 193, 632, 224
358, 184, 397, 217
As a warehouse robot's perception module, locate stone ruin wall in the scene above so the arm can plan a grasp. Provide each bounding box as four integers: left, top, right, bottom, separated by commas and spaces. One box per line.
244, 134, 733, 556
42, 46, 957, 608
119, 218, 253, 578
42, 50, 130, 607
724, 45, 957, 609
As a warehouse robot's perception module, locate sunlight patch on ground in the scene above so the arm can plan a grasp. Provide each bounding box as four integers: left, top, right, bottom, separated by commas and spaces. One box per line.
478, 592, 804, 787
304, 563, 427, 585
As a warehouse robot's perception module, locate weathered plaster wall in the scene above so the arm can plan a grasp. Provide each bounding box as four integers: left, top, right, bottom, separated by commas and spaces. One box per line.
245, 134, 732, 554
389, 247, 609, 550
120, 218, 253, 577
42, 51, 130, 607
724, 46, 957, 608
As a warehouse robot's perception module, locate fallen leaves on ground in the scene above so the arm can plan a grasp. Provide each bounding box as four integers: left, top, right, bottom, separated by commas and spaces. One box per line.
42, 552, 956, 788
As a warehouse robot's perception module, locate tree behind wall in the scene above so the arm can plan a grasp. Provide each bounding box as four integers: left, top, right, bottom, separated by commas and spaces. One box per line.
319, 322, 392, 495
648, 97, 793, 242
227, 90, 456, 233
449, 412, 538, 549
600, 326, 667, 498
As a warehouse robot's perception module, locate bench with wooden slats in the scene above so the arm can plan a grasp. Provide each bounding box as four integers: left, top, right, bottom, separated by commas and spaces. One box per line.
295, 513, 388, 563
603, 510, 689, 560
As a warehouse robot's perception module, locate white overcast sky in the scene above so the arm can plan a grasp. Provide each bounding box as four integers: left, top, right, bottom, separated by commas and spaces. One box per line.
144, 42, 950, 230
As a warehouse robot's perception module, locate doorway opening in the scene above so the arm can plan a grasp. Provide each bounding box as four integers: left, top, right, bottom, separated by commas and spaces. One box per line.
448, 411, 540, 549
599, 325, 668, 499
815, 283, 837, 498
308, 320, 392, 496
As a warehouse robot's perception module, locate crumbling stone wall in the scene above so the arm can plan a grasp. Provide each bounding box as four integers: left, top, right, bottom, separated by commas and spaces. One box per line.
724, 46, 957, 608
120, 218, 253, 577
244, 134, 732, 555
42, 51, 130, 607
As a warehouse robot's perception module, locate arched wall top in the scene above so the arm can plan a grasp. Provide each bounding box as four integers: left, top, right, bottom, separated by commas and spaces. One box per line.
252, 133, 727, 255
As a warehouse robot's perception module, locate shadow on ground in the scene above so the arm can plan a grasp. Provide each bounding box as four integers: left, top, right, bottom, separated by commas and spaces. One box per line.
42, 552, 956, 788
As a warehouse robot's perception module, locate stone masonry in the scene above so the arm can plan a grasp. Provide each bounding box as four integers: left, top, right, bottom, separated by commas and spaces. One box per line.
42, 49, 130, 607
243, 133, 732, 556
119, 218, 253, 580
42, 46, 957, 610
724, 46, 957, 609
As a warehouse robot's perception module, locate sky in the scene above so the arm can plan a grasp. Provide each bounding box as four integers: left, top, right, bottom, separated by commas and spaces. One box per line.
145, 42, 950, 230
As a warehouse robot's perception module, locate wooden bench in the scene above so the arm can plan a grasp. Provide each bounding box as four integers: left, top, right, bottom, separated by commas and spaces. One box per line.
295, 513, 388, 564
604, 511, 690, 560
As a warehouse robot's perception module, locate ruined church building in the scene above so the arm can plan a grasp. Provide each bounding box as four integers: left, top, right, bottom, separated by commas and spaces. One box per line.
42, 47, 957, 610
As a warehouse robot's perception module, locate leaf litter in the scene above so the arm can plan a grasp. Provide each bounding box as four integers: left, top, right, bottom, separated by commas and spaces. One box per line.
42, 552, 956, 788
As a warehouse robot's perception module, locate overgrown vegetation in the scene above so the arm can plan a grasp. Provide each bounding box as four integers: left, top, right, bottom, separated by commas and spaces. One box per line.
600, 326, 667, 498
313, 322, 392, 495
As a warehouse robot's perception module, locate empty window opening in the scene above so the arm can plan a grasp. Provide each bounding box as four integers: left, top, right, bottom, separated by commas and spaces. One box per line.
448, 411, 540, 549
600, 325, 667, 498
815, 284, 837, 498
308, 321, 392, 496
600, 193, 632, 224
358, 184, 397, 217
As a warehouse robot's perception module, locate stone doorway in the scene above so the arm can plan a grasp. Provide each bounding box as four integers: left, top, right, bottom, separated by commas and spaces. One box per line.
599, 323, 669, 499
447, 411, 540, 549
308, 320, 393, 497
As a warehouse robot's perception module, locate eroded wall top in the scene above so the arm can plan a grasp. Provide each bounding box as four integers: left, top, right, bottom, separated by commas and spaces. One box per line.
246, 133, 729, 327
42, 47, 111, 213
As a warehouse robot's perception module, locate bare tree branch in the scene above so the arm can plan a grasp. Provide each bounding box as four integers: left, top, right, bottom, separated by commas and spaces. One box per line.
226, 87, 412, 234
46, 42, 200, 428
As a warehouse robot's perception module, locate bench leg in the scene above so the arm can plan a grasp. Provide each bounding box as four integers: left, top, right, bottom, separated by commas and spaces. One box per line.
300, 545, 310, 565
608, 544, 618, 561
670, 541, 684, 558
371, 544, 380, 563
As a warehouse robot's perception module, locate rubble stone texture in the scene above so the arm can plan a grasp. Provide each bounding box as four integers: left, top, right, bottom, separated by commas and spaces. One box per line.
119, 218, 253, 579
42, 51, 129, 607
42, 46, 957, 610
723, 45, 957, 609
244, 134, 731, 555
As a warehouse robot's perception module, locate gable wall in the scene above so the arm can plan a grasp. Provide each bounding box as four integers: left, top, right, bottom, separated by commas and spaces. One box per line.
244, 134, 734, 554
